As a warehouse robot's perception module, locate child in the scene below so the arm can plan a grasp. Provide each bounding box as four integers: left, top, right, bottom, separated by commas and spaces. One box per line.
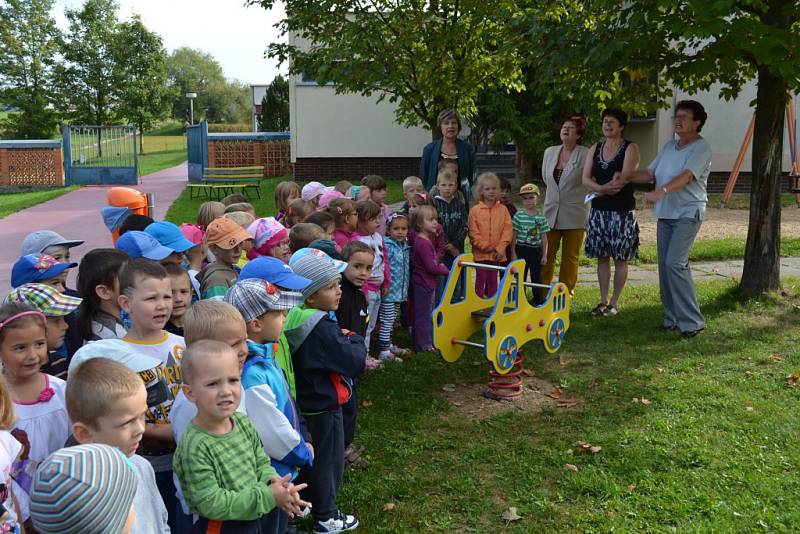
354, 200, 390, 351
116, 231, 180, 265
410, 206, 450, 351
164, 263, 193, 337
333, 181, 352, 195
328, 197, 358, 250
289, 222, 325, 253
468, 172, 513, 298
119, 214, 155, 237
301, 181, 328, 208
500, 178, 518, 217
76, 248, 129, 341
275, 181, 302, 223
117, 259, 185, 525
433, 169, 468, 301
197, 201, 225, 230
305, 211, 336, 241
225, 279, 314, 531
224, 202, 256, 218
5, 283, 82, 381
0, 302, 71, 523
197, 217, 252, 300
318, 189, 344, 211
225, 210, 256, 231
180, 223, 207, 298
145, 221, 197, 264
174, 340, 307, 531
285, 250, 364, 533
221, 193, 249, 206
10, 253, 76, 292
67, 357, 170, 533
361, 175, 392, 235
512, 183, 550, 302
0, 376, 22, 533
378, 214, 411, 361
247, 217, 291, 263
20, 230, 84, 264
400, 175, 425, 215
283, 198, 314, 229
30, 443, 137, 534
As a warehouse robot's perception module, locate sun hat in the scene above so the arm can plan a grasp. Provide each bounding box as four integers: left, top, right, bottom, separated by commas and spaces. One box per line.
21, 230, 84, 256
5, 283, 82, 317
30, 443, 137, 534
289, 248, 347, 300
518, 183, 541, 196
225, 279, 304, 322
318, 189, 344, 209
247, 217, 289, 252
11, 254, 77, 288
239, 256, 311, 290
101, 206, 132, 232
145, 221, 196, 253
301, 181, 329, 202
179, 223, 205, 245
205, 218, 252, 250
68, 338, 162, 377
116, 230, 175, 261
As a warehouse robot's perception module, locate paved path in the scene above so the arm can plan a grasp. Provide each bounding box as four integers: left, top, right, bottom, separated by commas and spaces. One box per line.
0, 162, 188, 290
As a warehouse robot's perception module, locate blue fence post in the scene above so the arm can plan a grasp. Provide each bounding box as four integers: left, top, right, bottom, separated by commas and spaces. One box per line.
62, 125, 72, 186
133, 126, 140, 183
201, 121, 208, 174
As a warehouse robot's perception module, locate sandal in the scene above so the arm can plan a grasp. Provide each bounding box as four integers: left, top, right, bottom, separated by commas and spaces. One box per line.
602, 304, 618, 317
389, 344, 411, 356
591, 303, 607, 316
344, 444, 368, 469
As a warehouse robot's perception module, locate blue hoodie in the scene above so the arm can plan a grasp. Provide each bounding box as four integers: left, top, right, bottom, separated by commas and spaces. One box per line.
242, 340, 313, 479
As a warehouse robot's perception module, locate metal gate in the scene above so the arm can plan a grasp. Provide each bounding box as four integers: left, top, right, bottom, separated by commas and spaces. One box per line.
62, 125, 138, 185
186, 121, 208, 182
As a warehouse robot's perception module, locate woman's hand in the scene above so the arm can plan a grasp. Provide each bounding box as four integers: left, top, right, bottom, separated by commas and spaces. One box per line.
645, 189, 665, 204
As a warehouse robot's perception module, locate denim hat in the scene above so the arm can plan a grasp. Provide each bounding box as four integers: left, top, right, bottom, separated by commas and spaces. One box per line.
289, 248, 347, 300
225, 279, 303, 321
239, 256, 311, 290
5, 283, 82, 317
30, 444, 137, 534
145, 221, 196, 253
101, 206, 132, 232
116, 231, 175, 261
11, 254, 77, 288
21, 230, 84, 256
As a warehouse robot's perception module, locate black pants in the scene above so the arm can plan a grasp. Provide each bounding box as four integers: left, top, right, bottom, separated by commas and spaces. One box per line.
515, 244, 544, 304
301, 409, 344, 523
342, 379, 357, 447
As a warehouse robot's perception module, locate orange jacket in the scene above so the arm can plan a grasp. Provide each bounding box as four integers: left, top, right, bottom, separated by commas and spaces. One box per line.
468, 201, 513, 262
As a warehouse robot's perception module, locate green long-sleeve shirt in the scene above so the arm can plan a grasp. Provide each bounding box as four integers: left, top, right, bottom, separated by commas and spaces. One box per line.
173, 412, 278, 521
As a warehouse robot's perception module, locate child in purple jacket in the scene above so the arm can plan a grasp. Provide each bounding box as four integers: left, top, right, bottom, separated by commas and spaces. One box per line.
410, 205, 450, 351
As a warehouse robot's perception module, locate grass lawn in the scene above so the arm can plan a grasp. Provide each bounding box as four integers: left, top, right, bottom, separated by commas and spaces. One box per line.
0, 186, 79, 219
333, 279, 800, 531
165, 177, 405, 224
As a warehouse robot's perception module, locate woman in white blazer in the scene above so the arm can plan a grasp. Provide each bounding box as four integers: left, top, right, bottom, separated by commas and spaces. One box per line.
541, 116, 590, 293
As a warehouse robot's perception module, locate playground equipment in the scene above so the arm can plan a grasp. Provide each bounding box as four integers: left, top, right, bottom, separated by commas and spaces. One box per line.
432, 253, 571, 396
105, 187, 154, 243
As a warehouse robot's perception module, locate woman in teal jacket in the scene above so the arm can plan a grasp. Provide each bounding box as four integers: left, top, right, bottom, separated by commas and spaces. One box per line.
420, 109, 476, 201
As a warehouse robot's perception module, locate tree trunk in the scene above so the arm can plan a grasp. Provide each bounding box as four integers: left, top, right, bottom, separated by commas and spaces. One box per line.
740, 66, 787, 297
139, 129, 144, 154
515, 146, 534, 183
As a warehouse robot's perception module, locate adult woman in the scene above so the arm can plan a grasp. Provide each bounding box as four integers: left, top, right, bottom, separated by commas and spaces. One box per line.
541, 116, 590, 293
627, 100, 711, 338
582, 109, 641, 317
420, 109, 476, 201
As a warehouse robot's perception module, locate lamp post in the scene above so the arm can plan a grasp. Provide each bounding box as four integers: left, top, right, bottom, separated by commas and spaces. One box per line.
186, 92, 197, 124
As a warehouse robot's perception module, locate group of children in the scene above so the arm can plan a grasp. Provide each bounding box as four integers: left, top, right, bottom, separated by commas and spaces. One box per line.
0, 167, 551, 534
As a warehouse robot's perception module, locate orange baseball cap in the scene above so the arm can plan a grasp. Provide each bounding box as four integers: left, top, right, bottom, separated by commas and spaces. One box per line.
204, 218, 252, 250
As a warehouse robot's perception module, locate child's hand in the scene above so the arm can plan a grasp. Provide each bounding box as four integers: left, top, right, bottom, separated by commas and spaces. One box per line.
445, 243, 459, 257
381, 287, 389, 297
270, 475, 309, 516
540, 255, 548, 265
306, 442, 315, 459
341, 328, 352, 336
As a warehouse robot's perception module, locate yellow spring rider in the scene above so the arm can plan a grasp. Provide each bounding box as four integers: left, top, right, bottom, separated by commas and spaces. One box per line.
432, 253, 571, 375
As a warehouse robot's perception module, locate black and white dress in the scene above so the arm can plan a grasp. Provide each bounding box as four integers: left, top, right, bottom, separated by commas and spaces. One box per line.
584, 139, 640, 260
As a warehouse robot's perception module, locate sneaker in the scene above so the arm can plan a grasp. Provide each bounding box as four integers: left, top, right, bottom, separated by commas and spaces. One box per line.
602, 304, 618, 317
590, 303, 607, 316
389, 344, 411, 356
313, 510, 359, 533
378, 350, 403, 363
364, 356, 383, 371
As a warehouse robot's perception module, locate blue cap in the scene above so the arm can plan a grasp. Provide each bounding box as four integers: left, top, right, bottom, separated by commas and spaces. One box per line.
11, 254, 77, 288
145, 221, 196, 253
101, 206, 132, 232
116, 231, 175, 261
239, 256, 311, 291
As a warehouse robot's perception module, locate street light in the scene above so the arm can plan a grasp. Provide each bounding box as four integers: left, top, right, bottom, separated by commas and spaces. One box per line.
186, 92, 197, 124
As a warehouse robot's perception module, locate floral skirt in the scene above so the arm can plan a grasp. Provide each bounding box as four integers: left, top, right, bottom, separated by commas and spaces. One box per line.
584, 209, 640, 261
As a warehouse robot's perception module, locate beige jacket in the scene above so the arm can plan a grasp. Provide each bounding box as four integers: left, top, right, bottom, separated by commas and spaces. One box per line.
542, 144, 590, 230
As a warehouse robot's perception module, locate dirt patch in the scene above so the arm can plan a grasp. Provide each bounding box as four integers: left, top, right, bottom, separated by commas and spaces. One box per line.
637, 206, 800, 241
441, 375, 583, 421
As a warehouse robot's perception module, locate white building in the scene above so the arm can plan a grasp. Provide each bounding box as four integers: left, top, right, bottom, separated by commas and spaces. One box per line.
251, 84, 269, 132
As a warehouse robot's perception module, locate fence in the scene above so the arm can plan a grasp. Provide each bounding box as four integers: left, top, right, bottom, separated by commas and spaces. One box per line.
0, 140, 64, 188
62, 125, 138, 185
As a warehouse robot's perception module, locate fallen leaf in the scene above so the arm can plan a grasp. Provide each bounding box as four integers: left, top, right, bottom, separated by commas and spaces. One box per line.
590, 445, 602, 453
768, 353, 783, 362
556, 399, 580, 408
500, 507, 522, 522
559, 357, 571, 366
607, 511, 615, 517
452, 401, 463, 407
786, 374, 800, 387
362, 400, 374, 408
442, 384, 456, 392
382, 502, 396, 511
627, 484, 636, 491
746, 406, 754, 412
564, 463, 579, 472
655, 367, 664, 373
640, 398, 652, 405
587, 379, 598, 389
632, 397, 639, 403
521, 368, 535, 377
546, 387, 562, 399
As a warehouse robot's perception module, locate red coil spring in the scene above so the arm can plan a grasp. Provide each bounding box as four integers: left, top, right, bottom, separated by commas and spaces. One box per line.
485, 351, 525, 400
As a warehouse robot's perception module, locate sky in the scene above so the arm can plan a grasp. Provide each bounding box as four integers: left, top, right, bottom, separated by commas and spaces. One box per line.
53, 0, 287, 85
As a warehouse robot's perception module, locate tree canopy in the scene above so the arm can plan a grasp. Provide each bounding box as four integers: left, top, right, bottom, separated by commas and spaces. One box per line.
257, 74, 289, 132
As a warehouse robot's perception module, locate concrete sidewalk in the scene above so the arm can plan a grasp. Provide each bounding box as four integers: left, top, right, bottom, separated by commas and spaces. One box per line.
0, 162, 188, 290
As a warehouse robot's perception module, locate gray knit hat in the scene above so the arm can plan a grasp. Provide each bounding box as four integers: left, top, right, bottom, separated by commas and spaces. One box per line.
289, 248, 347, 300
225, 278, 304, 321
30, 443, 137, 534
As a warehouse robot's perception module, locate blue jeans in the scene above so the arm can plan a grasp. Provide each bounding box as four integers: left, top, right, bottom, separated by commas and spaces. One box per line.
657, 218, 705, 332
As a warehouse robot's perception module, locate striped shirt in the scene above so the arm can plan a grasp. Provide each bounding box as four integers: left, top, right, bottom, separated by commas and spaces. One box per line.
512, 210, 550, 247
173, 412, 278, 521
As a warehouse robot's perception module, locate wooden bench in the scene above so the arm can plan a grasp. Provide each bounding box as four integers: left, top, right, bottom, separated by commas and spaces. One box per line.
189, 166, 265, 200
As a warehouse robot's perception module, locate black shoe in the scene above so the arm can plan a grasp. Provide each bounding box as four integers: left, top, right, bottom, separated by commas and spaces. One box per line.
680, 328, 704, 339
591, 303, 607, 316
662, 324, 677, 331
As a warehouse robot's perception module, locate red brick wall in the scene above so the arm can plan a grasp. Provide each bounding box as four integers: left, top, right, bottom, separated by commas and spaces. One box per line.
208, 140, 291, 177
706, 172, 794, 194
293, 157, 420, 181
0, 147, 63, 188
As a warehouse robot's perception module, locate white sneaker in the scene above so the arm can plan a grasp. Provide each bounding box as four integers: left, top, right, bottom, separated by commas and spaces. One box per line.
378, 350, 402, 363
313, 510, 359, 533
